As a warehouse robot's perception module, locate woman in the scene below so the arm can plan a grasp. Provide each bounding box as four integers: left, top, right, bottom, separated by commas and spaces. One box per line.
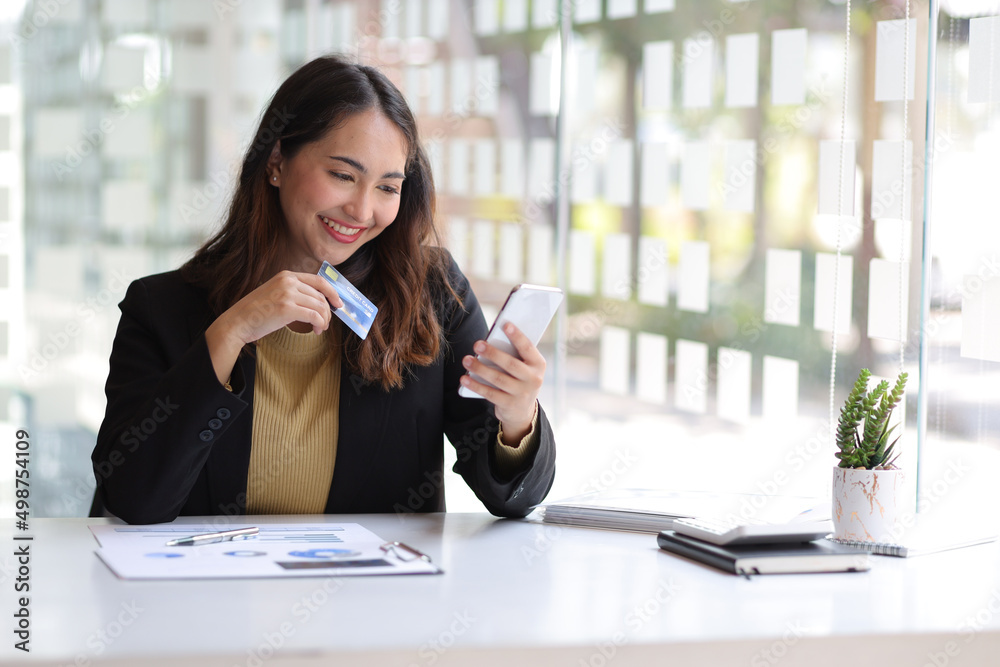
91, 56, 556, 524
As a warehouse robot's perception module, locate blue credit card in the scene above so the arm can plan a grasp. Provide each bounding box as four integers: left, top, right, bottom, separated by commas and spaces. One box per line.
317, 261, 378, 340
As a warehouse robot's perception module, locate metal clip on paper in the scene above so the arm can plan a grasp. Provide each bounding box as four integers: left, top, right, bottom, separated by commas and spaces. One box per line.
380, 541, 433, 563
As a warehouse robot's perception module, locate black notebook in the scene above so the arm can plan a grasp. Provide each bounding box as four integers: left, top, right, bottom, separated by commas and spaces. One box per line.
657, 530, 871, 576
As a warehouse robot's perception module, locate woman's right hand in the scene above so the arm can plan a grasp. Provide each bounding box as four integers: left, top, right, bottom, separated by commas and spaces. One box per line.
204, 271, 345, 387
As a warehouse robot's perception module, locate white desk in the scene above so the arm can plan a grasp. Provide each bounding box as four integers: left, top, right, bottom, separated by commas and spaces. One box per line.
2, 513, 1000, 666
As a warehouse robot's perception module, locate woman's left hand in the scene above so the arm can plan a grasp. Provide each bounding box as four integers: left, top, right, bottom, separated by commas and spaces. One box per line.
461, 323, 545, 447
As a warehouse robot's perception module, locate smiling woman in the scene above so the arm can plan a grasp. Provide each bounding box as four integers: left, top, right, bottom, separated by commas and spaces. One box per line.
90, 56, 556, 524
271, 109, 408, 271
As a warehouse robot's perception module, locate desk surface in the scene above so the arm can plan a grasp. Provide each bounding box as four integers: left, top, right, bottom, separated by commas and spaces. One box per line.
3, 513, 1000, 666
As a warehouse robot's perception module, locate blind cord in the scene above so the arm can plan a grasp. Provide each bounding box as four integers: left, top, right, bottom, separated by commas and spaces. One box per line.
829, 0, 852, 442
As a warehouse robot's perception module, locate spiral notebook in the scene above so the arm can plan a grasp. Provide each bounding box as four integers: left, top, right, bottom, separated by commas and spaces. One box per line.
825, 517, 998, 558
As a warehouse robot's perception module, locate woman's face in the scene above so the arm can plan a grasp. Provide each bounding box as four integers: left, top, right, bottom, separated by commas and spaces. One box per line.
270, 108, 408, 272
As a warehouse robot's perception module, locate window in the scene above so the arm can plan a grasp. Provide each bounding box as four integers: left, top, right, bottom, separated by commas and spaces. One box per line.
3, 0, 998, 518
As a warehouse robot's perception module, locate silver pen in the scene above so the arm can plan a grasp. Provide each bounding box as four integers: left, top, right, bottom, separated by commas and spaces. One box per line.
164, 526, 259, 547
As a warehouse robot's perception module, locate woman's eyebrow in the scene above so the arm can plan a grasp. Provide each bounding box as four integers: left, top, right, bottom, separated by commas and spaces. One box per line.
328, 155, 405, 180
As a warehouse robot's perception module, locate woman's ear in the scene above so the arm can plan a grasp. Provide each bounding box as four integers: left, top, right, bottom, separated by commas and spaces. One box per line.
267, 140, 283, 185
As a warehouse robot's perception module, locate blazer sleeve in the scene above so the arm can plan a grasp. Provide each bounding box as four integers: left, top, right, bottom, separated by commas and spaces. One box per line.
438, 260, 556, 518
92, 277, 250, 524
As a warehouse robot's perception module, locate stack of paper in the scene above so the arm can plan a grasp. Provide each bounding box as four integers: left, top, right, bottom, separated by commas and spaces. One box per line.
538, 489, 825, 534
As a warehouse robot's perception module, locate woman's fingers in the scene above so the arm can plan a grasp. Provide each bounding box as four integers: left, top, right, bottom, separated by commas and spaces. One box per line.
461, 323, 546, 431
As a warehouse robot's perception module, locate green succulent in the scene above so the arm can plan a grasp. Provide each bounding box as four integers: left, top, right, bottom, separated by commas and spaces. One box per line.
835, 369, 908, 470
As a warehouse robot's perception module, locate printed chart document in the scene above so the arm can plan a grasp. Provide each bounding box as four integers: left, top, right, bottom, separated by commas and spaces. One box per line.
91, 523, 442, 580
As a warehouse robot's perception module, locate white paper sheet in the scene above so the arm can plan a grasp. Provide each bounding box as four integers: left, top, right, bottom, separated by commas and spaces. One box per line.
472, 219, 496, 279
35, 246, 85, 298
171, 46, 211, 94
574, 46, 599, 115
447, 217, 469, 270
636, 332, 668, 404
764, 248, 801, 326
450, 58, 472, 114
475, 0, 500, 35
102, 181, 152, 231
814, 253, 853, 334
475, 56, 500, 116
717, 347, 752, 424
600, 326, 630, 395
449, 139, 470, 196
574, 0, 601, 23
532, 0, 557, 28
725, 33, 759, 108
968, 16, 1000, 104
473, 139, 496, 196
723, 140, 756, 212
602, 233, 632, 300
95, 246, 152, 294
875, 19, 917, 102
871, 140, 912, 221
102, 45, 146, 92
675, 339, 708, 414
640, 142, 670, 207
404, 66, 422, 115
643, 41, 674, 111
91, 523, 441, 580
336, 4, 357, 50
874, 218, 912, 264
164, 0, 211, 27
528, 225, 555, 285
867, 258, 909, 342
571, 145, 599, 203
677, 240, 710, 313
501, 139, 525, 198
102, 0, 149, 25
405, 0, 423, 39
818, 141, 856, 216
381, 0, 400, 39
426, 62, 445, 116
637, 236, 669, 306
605, 140, 634, 206
503, 0, 528, 32
426, 140, 444, 190
608, 0, 638, 19
35, 108, 83, 158
681, 141, 712, 210
961, 272, 1000, 362
771, 28, 807, 106
762, 355, 799, 420
645, 0, 675, 12
683, 38, 714, 109
530, 51, 558, 116
498, 223, 524, 284
569, 229, 597, 295
427, 0, 449, 40
528, 138, 556, 201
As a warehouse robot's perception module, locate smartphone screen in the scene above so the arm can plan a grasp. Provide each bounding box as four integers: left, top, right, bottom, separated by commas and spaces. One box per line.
458, 284, 563, 399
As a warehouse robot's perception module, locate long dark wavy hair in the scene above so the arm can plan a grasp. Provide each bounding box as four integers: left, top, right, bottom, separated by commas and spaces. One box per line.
182, 55, 456, 390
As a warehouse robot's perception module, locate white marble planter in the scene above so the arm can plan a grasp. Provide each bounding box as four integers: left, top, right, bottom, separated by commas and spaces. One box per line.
832, 467, 904, 542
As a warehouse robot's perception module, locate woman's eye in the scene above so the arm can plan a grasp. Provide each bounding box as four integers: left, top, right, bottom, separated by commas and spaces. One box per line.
379, 185, 400, 195
330, 172, 352, 182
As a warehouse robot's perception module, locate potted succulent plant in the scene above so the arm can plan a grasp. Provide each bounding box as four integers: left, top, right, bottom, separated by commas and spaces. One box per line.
832, 368, 908, 542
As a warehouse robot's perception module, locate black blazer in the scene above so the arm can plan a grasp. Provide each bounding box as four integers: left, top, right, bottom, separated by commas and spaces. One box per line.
92, 258, 556, 524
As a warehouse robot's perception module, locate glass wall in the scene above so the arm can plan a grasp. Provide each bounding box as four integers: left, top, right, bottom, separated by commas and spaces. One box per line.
1, 0, 998, 518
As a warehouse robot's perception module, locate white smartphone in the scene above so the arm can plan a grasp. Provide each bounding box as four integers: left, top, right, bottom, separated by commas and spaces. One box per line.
458, 284, 564, 399
668, 517, 834, 547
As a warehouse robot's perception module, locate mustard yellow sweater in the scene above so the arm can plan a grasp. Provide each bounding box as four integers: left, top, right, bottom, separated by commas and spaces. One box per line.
246, 326, 538, 514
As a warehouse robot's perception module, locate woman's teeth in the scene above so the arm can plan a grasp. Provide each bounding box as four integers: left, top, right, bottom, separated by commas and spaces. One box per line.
321, 216, 361, 236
